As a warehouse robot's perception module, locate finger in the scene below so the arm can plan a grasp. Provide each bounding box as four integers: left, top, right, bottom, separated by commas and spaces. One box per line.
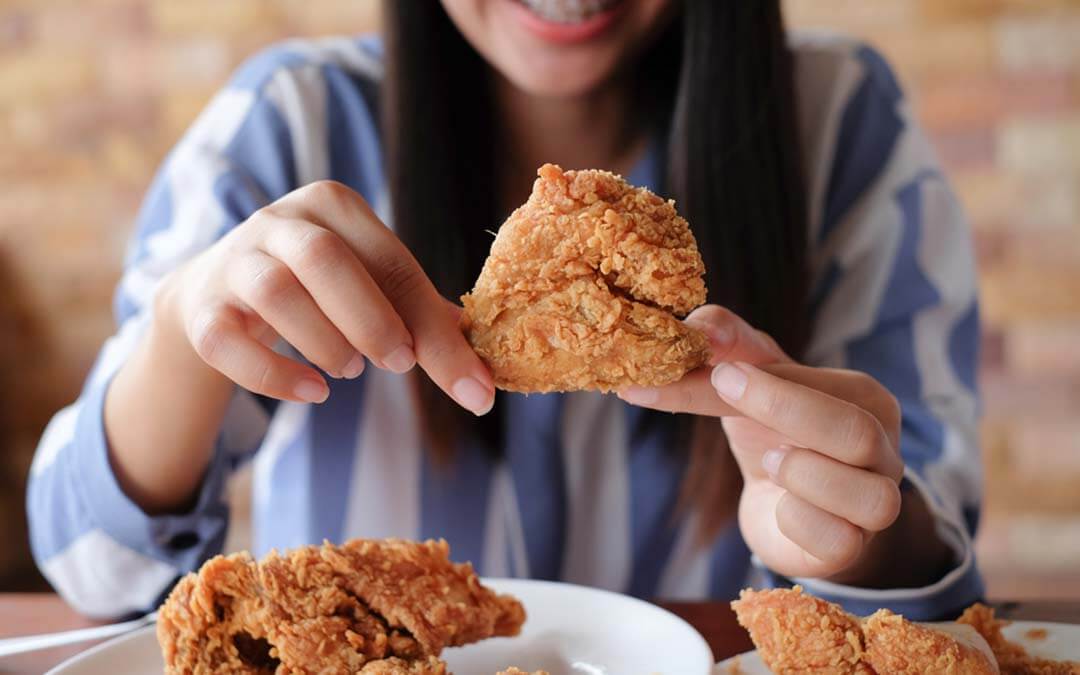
258, 218, 415, 374
279, 181, 494, 414
760, 363, 902, 448
618, 367, 739, 416
775, 492, 865, 569
229, 252, 364, 379
188, 301, 329, 403
619, 305, 790, 411
711, 362, 903, 480
764, 446, 903, 532
683, 305, 791, 365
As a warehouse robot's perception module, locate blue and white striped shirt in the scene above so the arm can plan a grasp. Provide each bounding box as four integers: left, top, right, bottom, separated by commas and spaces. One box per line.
28, 32, 984, 620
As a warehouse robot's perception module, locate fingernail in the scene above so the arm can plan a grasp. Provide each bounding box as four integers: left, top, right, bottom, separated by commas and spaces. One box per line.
619, 386, 659, 406
342, 354, 366, 379
295, 378, 329, 403
382, 344, 416, 374
452, 377, 494, 416
762, 448, 788, 478
711, 363, 748, 400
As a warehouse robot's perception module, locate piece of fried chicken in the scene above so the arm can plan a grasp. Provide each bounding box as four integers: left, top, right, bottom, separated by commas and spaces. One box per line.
733, 586, 1001, 674
863, 608, 998, 674
732, 587, 872, 674
959, 604, 1080, 675
157, 539, 524, 675
461, 163, 709, 393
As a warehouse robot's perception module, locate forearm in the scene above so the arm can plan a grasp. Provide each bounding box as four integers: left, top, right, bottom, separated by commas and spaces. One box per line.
827, 484, 954, 589
103, 279, 234, 515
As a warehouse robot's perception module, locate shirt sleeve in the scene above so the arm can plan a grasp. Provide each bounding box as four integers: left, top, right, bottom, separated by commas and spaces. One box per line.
25, 46, 311, 618
759, 43, 985, 619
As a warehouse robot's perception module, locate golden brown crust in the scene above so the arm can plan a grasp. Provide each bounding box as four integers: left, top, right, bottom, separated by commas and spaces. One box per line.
157, 539, 524, 675
959, 604, 1080, 675
461, 163, 709, 393
863, 609, 998, 674
731, 586, 871, 674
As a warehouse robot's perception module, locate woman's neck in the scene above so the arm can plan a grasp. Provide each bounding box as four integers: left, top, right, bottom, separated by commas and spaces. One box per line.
494, 74, 650, 213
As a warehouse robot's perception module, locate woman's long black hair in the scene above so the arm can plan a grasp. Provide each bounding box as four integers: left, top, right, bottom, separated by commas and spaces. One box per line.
383, 2, 809, 535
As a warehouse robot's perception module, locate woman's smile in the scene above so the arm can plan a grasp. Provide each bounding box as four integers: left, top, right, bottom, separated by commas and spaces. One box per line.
505, 0, 628, 44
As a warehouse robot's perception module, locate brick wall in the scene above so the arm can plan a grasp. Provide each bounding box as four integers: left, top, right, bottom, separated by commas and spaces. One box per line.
785, 0, 1080, 600
1, 1, 1078, 598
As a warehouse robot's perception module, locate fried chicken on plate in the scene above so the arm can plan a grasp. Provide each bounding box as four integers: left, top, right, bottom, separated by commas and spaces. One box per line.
731, 586, 871, 674
863, 608, 998, 674
732, 586, 999, 674
959, 604, 1080, 675
157, 539, 524, 675
461, 163, 709, 393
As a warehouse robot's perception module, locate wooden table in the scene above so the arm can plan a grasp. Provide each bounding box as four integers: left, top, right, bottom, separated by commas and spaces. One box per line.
2, 594, 1079, 674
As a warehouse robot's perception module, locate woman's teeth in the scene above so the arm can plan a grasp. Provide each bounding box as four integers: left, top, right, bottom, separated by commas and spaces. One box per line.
517, 0, 622, 23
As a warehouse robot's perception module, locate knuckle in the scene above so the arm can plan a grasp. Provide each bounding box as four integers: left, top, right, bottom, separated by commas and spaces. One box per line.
878, 389, 902, 431
378, 257, 426, 303
863, 478, 902, 531
293, 226, 347, 270
189, 307, 231, 364
303, 179, 353, 209
843, 410, 885, 466
246, 260, 297, 307
853, 373, 901, 431
252, 358, 277, 395
825, 522, 863, 565
756, 384, 790, 424
415, 333, 455, 366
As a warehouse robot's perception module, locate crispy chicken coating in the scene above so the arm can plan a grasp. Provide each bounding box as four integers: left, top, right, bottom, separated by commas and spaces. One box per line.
731, 586, 871, 674
863, 608, 998, 674
732, 588, 1080, 675
959, 604, 1080, 675
461, 163, 709, 393
157, 539, 524, 675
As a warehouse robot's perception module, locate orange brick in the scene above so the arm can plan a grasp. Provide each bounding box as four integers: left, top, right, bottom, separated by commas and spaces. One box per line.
917, 0, 1004, 22
981, 261, 1080, 322
34, 1, 148, 47
0, 49, 96, 105
783, 0, 917, 30
273, 0, 381, 35
150, 0, 281, 36
952, 170, 1024, 231
918, 73, 1075, 132
861, 23, 996, 81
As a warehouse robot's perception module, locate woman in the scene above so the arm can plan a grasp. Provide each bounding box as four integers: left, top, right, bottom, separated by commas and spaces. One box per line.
29, 0, 982, 620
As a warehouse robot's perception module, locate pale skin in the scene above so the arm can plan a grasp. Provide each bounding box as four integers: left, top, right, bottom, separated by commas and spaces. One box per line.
105, 0, 952, 587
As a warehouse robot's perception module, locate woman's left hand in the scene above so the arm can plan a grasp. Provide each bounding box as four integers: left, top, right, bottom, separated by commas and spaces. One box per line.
619, 305, 905, 581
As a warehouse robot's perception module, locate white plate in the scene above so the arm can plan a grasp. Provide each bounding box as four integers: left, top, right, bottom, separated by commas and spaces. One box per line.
48, 578, 713, 675
715, 620, 1080, 674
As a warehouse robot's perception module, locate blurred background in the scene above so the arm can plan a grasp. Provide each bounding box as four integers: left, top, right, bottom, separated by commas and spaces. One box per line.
0, 0, 1077, 599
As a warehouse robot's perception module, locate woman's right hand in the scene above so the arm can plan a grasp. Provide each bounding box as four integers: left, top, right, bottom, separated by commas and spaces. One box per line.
156, 180, 496, 415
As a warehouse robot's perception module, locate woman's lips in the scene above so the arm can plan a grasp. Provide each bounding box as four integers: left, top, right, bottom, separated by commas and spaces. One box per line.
507, 0, 626, 44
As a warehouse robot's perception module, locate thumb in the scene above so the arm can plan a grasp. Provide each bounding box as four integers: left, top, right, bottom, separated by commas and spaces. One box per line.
684, 305, 791, 366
